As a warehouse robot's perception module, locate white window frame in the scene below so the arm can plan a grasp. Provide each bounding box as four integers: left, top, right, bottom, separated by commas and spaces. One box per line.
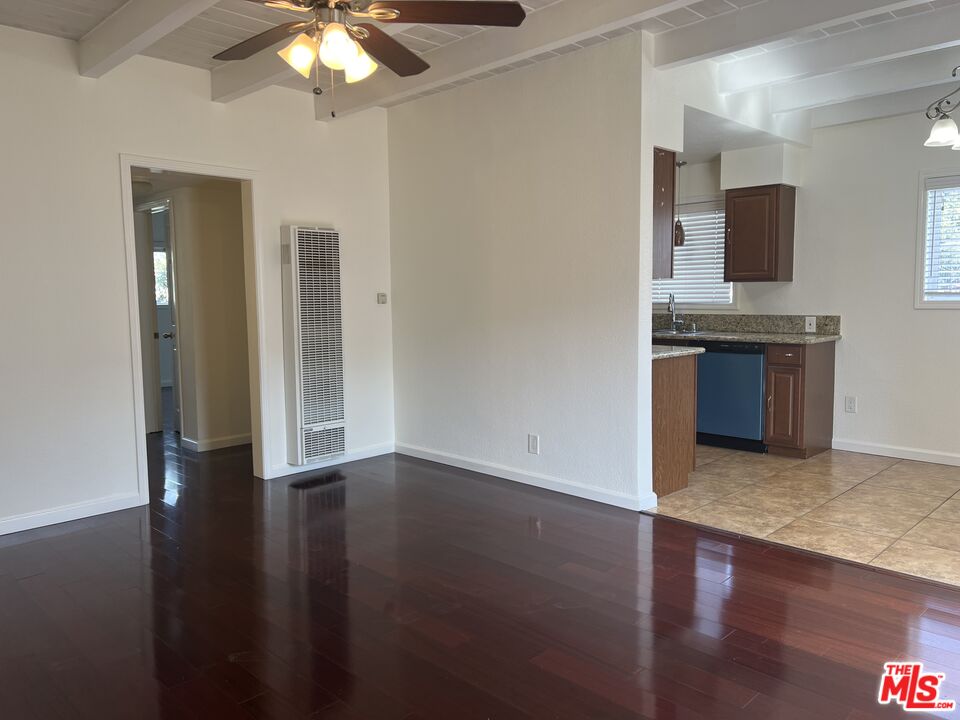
652, 196, 739, 312
916, 172, 960, 310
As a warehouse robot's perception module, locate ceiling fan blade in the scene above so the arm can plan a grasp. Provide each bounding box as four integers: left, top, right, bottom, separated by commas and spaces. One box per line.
214, 21, 307, 61
355, 24, 429, 77
368, 1, 526, 26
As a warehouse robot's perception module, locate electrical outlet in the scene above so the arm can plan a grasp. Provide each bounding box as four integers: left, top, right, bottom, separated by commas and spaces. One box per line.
844, 396, 858, 414
527, 434, 540, 455
805, 316, 817, 333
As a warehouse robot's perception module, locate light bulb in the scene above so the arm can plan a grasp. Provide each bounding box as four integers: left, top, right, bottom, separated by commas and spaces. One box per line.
319, 23, 358, 71
924, 115, 959, 147
344, 48, 378, 83
277, 33, 318, 79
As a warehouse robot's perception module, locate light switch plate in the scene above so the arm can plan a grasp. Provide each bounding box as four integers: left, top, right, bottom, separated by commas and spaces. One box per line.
805, 316, 817, 333
376, 292, 388, 305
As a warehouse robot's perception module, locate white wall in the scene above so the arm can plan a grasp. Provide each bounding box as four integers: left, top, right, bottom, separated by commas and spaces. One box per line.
679, 160, 721, 202
738, 113, 960, 463
388, 34, 652, 510
0, 25, 395, 534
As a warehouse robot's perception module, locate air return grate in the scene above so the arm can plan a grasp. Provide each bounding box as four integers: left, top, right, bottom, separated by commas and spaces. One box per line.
282, 226, 346, 465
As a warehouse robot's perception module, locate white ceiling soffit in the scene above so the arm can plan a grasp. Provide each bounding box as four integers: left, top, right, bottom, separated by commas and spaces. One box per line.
680, 107, 791, 164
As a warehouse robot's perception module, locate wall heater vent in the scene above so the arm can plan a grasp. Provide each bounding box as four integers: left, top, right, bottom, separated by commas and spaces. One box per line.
282, 226, 346, 465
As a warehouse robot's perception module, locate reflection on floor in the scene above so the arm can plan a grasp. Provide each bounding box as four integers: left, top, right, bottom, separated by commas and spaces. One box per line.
649, 446, 960, 587
161, 385, 175, 432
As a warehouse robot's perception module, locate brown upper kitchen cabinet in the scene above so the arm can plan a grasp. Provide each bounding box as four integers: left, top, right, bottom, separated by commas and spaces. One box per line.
652, 147, 676, 280
724, 184, 796, 282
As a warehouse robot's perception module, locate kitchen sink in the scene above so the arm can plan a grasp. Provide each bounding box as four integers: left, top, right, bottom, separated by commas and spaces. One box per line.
654, 330, 711, 337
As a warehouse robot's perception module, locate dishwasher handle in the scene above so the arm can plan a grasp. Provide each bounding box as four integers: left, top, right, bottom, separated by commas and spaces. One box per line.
701, 341, 766, 355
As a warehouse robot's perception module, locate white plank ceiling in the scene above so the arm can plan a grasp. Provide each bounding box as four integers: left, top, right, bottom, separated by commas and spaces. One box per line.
2, 0, 960, 126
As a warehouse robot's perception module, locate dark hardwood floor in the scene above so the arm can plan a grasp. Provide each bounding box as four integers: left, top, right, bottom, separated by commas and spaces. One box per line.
1, 433, 959, 718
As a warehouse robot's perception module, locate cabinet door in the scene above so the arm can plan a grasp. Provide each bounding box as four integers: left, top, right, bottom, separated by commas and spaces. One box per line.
725, 185, 779, 282
765, 364, 802, 448
652, 147, 675, 280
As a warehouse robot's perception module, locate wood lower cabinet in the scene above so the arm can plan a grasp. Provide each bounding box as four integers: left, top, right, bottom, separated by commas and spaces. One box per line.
765, 364, 802, 448
764, 343, 836, 459
652, 354, 698, 497
724, 184, 796, 282
652, 147, 676, 280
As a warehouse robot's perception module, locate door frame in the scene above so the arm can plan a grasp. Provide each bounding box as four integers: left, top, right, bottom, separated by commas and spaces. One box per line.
119, 154, 269, 500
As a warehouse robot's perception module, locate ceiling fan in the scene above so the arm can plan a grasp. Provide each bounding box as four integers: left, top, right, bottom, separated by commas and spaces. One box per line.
214, 1, 527, 94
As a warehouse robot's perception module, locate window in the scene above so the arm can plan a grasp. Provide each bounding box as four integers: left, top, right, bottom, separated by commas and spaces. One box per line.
919, 176, 960, 308
153, 251, 169, 306
653, 201, 733, 307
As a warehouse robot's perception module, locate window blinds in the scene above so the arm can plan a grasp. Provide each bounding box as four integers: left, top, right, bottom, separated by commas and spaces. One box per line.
652, 201, 733, 306
923, 179, 960, 303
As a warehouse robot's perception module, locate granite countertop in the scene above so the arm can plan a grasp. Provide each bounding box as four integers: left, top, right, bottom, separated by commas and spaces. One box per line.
652, 331, 841, 345
652, 345, 707, 360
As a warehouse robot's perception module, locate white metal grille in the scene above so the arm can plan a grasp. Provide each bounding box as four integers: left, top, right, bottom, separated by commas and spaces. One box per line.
302, 426, 345, 461
283, 225, 346, 464
652, 201, 734, 306
296, 228, 345, 426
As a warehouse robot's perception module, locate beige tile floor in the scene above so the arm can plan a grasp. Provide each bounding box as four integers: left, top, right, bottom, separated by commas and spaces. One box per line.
648, 446, 960, 586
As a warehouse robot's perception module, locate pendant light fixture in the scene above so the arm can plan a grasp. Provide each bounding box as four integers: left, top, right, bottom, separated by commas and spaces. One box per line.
924, 65, 960, 149
674, 160, 687, 247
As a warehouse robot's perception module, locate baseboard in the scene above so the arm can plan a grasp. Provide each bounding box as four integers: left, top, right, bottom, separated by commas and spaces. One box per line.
264, 442, 396, 479
833, 439, 960, 467
181, 433, 252, 452
0, 492, 146, 537
395, 443, 644, 511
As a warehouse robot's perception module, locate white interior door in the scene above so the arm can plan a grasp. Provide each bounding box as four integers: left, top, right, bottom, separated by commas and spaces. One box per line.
152, 207, 181, 433
134, 211, 163, 433
165, 207, 183, 435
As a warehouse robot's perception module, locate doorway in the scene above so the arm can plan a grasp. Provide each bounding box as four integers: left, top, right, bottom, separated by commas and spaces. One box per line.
134, 199, 181, 436
130, 167, 253, 461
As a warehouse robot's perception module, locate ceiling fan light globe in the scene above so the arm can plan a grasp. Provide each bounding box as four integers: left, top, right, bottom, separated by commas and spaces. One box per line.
278, 33, 318, 78
345, 49, 378, 83
924, 116, 959, 147
319, 23, 359, 71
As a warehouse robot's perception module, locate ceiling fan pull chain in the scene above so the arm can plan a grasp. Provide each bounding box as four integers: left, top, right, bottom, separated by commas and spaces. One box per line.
313, 47, 323, 97
330, 67, 337, 118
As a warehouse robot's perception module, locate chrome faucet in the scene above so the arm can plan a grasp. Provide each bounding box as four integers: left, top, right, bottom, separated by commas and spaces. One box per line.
668, 293, 684, 332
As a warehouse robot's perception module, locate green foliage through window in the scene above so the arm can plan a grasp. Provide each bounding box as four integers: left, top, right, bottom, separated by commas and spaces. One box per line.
153, 251, 169, 306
